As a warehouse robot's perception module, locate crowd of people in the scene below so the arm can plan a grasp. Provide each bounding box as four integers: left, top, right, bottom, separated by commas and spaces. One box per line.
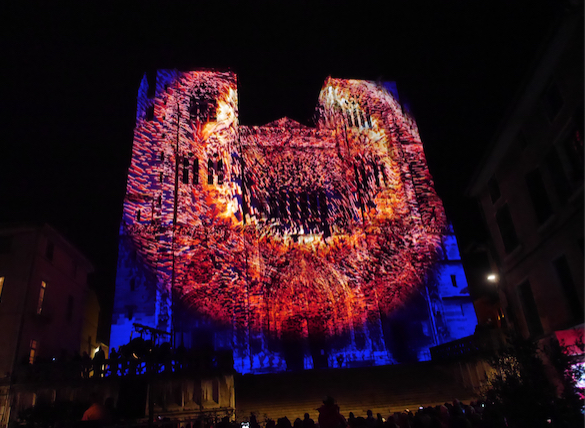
234, 397, 507, 428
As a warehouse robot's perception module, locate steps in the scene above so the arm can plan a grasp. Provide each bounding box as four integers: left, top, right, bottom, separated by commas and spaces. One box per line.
235, 362, 475, 422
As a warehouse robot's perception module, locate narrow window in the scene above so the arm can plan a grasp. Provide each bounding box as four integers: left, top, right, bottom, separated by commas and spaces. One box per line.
300, 192, 309, 219
525, 169, 552, 224
130, 277, 136, 291
517, 280, 543, 337
158, 195, 162, 206
136, 210, 141, 222
553, 256, 583, 320
208, 102, 217, 122
380, 164, 388, 186
564, 125, 584, 181
160, 151, 164, 162
37, 281, 47, 314
279, 191, 288, 219
372, 162, 380, 187
496, 204, 519, 253
45, 241, 54, 262
182, 158, 190, 184
66, 295, 74, 323
0, 276, 4, 302
289, 193, 298, 220
29, 340, 38, 364
546, 148, 570, 204
145, 105, 154, 121
487, 175, 500, 203
159, 172, 163, 183
319, 191, 328, 220
193, 158, 199, 185
217, 159, 224, 185
207, 159, 214, 185
450, 274, 457, 288
310, 192, 319, 218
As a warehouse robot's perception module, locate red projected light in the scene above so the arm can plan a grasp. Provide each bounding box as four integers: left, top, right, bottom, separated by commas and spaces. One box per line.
121, 71, 447, 345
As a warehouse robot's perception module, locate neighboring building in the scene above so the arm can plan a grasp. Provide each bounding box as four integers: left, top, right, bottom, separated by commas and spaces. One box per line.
467, 9, 583, 342
111, 70, 477, 373
0, 223, 96, 377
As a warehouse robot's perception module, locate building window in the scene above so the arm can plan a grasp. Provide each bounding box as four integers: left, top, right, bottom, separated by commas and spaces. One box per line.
525, 169, 552, 225
450, 274, 457, 288
37, 281, 47, 315
496, 204, 519, 254
553, 256, 583, 321
136, 210, 141, 222
372, 162, 380, 187
279, 192, 288, 220
182, 158, 190, 184
319, 191, 328, 220
160, 151, 164, 162
29, 340, 38, 364
217, 159, 224, 185
487, 175, 500, 203
207, 159, 214, 185
66, 295, 74, 323
145, 105, 154, 121
300, 192, 309, 219
546, 148, 570, 204
289, 193, 298, 220
0, 276, 4, 302
563, 123, 584, 182
193, 158, 199, 185
517, 280, 543, 337
159, 172, 163, 183
45, 241, 54, 262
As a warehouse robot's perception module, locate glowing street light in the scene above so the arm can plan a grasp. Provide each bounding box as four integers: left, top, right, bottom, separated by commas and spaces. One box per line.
487, 274, 498, 282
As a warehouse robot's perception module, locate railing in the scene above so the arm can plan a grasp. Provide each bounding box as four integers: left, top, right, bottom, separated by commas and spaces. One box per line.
7, 351, 235, 385
430, 329, 509, 361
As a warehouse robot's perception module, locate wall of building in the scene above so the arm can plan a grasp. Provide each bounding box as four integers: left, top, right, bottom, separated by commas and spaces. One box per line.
470, 11, 583, 340
0, 225, 95, 376
110, 71, 478, 373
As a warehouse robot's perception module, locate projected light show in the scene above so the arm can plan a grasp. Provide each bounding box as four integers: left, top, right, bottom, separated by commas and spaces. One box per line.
111, 69, 476, 373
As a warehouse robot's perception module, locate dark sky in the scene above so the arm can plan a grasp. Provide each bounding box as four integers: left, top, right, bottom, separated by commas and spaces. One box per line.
2, 0, 561, 339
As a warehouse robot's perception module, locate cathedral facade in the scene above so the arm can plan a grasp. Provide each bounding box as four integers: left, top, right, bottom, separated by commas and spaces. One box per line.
110, 69, 477, 373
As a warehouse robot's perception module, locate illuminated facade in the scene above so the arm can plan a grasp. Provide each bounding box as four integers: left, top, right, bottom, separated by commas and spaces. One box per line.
110, 70, 477, 373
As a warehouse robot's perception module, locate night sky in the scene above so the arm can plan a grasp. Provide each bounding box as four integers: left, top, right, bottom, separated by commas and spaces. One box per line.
2, 1, 562, 340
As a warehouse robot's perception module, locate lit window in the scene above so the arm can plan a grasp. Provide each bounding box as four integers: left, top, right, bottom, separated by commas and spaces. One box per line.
37, 281, 47, 314
0, 276, 4, 302
29, 340, 38, 364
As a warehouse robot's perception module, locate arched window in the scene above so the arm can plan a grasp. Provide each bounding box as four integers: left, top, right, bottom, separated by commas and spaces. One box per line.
182, 158, 190, 184
207, 159, 214, 185
193, 158, 199, 185
217, 159, 224, 185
